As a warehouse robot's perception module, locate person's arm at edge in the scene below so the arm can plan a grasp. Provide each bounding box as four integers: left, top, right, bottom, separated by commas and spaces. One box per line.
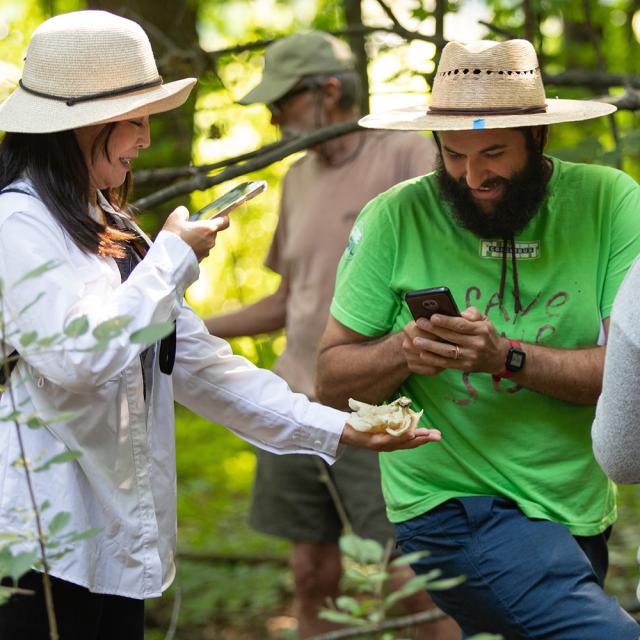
593, 308, 640, 483
203, 278, 288, 338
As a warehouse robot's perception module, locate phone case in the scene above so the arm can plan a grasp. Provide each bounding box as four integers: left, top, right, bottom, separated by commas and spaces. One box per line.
405, 287, 460, 320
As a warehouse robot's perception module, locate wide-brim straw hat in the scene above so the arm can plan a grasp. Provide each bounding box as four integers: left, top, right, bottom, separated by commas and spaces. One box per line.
359, 39, 615, 131
0, 10, 196, 134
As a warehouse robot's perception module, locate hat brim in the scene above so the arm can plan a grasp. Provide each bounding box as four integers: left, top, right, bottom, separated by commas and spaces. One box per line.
0, 77, 197, 133
237, 74, 300, 105
359, 98, 616, 131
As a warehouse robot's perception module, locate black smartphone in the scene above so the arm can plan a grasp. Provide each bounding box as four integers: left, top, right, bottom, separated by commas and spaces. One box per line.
405, 287, 461, 321
189, 180, 267, 221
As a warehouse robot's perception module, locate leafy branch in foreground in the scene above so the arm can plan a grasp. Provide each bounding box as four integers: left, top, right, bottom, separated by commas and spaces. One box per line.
310, 533, 500, 640
0, 262, 176, 639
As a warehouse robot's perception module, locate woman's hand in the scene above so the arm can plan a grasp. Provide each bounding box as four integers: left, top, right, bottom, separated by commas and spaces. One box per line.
162, 206, 230, 262
340, 423, 442, 452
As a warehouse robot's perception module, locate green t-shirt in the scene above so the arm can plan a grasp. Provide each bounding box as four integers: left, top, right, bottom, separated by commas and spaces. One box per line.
331, 158, 640, 536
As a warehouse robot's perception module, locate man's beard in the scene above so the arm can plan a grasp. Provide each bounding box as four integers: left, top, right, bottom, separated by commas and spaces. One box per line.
435, 147, 549, 238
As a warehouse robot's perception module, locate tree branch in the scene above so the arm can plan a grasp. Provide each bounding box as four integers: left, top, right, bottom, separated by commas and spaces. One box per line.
132, 121, 361, 211
201, 24, 445, 64
478, 20, 520, 40
374, 0, 404, 29
133, 139, 288, 186
542, 70, 640, 90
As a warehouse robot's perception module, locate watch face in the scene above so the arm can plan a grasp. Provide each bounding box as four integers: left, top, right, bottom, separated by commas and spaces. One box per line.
506, 348, 526, 372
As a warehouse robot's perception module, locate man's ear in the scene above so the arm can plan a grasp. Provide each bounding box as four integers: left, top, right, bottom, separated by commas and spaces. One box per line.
321, 77, 342, 110
533, 125, 549, 150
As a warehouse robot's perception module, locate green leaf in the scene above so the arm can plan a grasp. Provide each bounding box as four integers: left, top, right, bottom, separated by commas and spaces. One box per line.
426, 575, 467, 590
318, 610, 368, 626
18, 291, 46, 316
19, 331, 38, 347
33, 450, 82, 473
384, 575, 434, 608
368, 610, 384, 624
335, 595, 361, 613
339, 534, 384, 564
92, 315, 133, 341
64, 316, 89, 338
48, 511, 71, 535
129, 321, 175, 344
7, 549, 39, 583
14, 259, 62, 286
63, 527, 102, 543
0, 410, 21, 423
366, 570, 388, 584
36, 334, 61, 347
26, 416, 44, 429
47, 411, 80, 425
389, 550, 431, 567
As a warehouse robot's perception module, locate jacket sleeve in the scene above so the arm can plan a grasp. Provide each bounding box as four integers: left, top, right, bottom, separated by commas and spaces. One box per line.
171, 302, 347, 463
593, 258, 640, 483
0, 201, 199, 393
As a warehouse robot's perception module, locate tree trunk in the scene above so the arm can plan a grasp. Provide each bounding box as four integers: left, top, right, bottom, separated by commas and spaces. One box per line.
343, 0, 370, 114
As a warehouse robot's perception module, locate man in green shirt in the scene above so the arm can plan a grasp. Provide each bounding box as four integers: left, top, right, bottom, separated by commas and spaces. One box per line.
316, 39, 640, 638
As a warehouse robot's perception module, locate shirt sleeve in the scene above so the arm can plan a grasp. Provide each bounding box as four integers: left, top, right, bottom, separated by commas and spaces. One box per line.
593, 257, 640, 483
0, 201, 199, 392
330, 194, 401, 336
171, 303, 348, 463
600, 170, 640, 318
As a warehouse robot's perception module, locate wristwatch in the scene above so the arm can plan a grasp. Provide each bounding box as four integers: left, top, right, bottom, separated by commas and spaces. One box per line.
492, 339, 526, 382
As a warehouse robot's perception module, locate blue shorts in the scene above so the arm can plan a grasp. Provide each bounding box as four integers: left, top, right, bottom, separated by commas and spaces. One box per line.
395, 496, 640, 640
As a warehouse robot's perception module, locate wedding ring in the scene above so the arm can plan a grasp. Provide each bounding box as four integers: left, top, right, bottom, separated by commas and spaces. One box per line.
452, 345, 461, 360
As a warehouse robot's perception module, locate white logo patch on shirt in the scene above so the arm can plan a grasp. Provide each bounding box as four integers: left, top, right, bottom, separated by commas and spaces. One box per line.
480, 240, 540, 260
345, 225, 364, 260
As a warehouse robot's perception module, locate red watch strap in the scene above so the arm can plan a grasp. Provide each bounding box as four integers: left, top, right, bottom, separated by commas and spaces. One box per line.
492, 339, 522, 381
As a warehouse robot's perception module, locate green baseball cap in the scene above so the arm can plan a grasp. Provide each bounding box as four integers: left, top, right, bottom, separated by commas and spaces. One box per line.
238, 31, 355, 105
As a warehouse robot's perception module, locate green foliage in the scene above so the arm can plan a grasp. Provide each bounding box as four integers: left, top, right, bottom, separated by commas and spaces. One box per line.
320, 532, 467, 638
129, 321, 175, 344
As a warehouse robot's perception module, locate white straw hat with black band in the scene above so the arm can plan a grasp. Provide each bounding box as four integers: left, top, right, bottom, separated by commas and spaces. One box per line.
0, 10, 196, 134
359, 39, 615, 132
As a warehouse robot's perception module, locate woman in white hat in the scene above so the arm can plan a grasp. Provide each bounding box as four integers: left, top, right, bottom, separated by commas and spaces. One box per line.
0, 11, 440, 639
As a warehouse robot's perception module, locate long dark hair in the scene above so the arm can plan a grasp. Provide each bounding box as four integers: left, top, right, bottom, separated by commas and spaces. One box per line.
0, 126, 134, 257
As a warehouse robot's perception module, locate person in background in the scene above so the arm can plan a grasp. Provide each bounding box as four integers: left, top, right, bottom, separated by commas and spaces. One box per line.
316, 38, 640, 639
205, 31, 457, 639
0, 14, 440, 640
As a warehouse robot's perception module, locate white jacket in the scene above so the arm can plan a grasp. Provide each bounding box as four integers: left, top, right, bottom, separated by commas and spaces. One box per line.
0, 182, 347, 598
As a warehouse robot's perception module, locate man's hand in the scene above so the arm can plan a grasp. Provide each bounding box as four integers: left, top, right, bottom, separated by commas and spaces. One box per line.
410, 306, 509, 374
400, 321, 445, 376
340, 423, 442, 452
162, 206, 230, 262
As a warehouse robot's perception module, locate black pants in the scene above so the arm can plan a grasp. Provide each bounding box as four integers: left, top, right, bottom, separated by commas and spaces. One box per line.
0, 571, 144, 639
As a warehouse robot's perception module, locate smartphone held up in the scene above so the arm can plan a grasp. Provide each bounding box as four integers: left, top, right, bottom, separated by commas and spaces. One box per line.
405, 287, 460, 321
189, 180, 267, 222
